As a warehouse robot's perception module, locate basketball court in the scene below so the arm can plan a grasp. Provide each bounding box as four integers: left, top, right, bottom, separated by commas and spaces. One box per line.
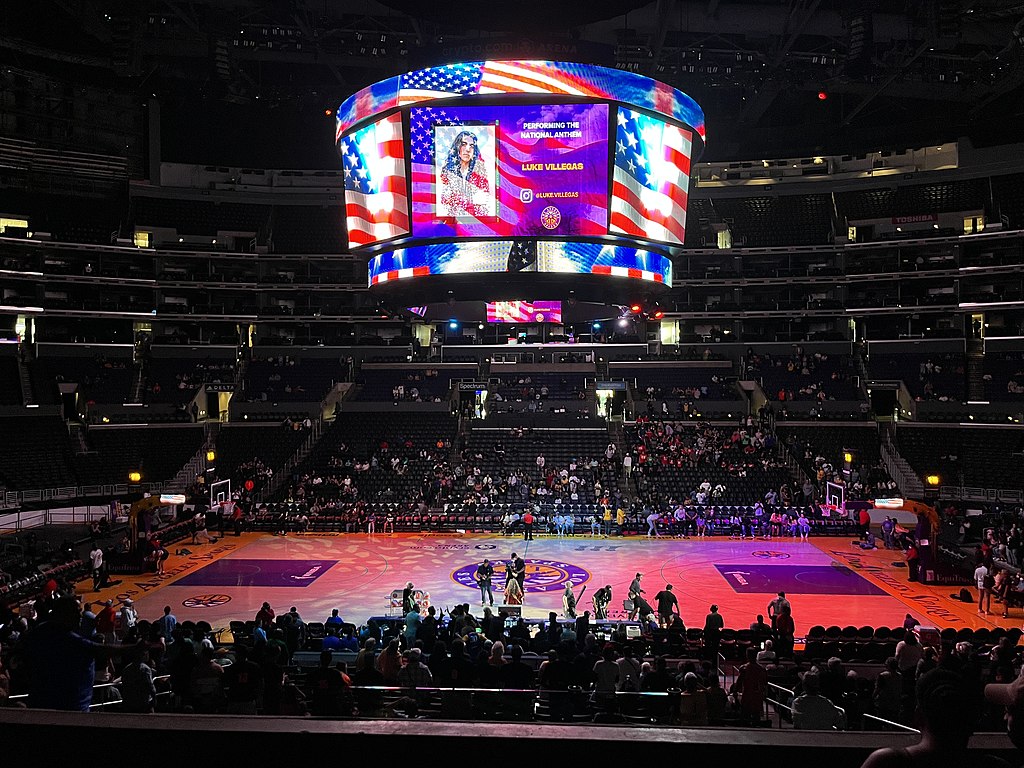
85, 529, 1003, 636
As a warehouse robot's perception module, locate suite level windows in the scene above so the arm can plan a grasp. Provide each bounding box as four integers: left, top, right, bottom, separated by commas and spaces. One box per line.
0, 218, 28, 234
963, 215, 984, 234
134, 231, 150, 248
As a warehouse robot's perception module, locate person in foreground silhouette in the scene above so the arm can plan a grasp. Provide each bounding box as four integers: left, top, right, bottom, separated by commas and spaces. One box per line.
859, 668, 1010, 768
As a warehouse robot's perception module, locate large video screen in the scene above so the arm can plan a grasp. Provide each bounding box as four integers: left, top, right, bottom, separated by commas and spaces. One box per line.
341, 112, 410, 248
368, 241, 671, 286
610, 107, 692, 246
409, 103, 609, 238
486, 301, 562, 323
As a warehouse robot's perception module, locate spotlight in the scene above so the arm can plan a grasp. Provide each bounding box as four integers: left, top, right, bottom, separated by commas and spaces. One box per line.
618, 318, 629, 328
629, 303, 643, 314
448, 320, 459, 330
817, 90, 828, 101
650, 309, 665, 320
592, 322, 601, 330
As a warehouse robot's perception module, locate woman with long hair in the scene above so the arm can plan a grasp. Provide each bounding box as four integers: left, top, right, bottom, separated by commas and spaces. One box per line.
439, 130, 491, 216
503, 561, 524, 605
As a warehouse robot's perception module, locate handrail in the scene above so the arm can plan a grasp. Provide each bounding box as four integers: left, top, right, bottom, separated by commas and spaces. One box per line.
766, 681, 795, 723
862, 713, 920, 733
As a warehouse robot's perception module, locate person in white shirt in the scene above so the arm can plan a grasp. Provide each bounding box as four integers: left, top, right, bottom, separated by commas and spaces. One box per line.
90, 545, 104, 591
119, 599, 139, 639
975, 562, 992, 615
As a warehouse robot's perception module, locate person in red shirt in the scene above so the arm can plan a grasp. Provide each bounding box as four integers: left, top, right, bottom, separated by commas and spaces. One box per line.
732, 647, 769, 723
522, 510, 535, 541
906, 541, 920, 582
859, 508, 872, 539
95, 599, 118, 643
255, 601, 276, 630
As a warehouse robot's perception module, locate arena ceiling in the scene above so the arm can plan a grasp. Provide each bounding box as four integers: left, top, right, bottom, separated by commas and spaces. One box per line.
4, 0, 1024, 164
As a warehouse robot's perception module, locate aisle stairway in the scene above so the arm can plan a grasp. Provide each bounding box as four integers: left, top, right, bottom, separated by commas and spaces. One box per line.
967, 336, 985, 403
17, 348, 33, 406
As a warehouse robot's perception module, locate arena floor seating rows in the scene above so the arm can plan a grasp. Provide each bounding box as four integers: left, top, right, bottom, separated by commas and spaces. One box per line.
776, 425, 894, 493
33, 355, 135, 405
212, 423, 309, 486
868, 352, 966, 402
463, 427, 620, 505
0, 415, 79, 490
290, 412, 459, 503
75, 426, 205, 485
245, 357, 345, 403
0, 356, 22, 405
983, 352, 1024, 402
894, 426, 1024, 490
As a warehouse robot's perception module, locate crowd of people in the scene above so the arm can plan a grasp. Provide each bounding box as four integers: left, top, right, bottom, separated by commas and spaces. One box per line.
3, 574, 1024, 764
745, 347, 855, 403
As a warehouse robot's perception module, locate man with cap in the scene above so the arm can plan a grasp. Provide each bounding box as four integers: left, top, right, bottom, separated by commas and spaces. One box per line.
95, 599, 118, 643
119, 598, 138, 639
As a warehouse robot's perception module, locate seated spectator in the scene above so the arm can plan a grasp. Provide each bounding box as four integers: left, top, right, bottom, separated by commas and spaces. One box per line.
863, 669, 1008, 768
756, 639, 777, 665
792, 671, 846, 730
678, 671, 709, 726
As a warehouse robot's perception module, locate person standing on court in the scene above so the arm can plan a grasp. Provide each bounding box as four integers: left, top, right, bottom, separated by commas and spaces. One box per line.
767, 591, 790, 634
475, 558, 495, 607
522, 508, 535, 541
402, 582, 416, 615
510, 553, 526, 597
654, 584, 680, 628
704, 604, 725, 671
627, 572, 645, 621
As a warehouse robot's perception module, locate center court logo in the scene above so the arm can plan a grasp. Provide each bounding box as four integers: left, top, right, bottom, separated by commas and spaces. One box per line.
751, 551, 791, 559
452, 559, 589, 594
182, 594, 232, 608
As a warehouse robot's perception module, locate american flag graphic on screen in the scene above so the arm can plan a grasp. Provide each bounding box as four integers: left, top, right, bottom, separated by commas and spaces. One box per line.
399, 64, 483, 104
610, 107, 692, 246
341, 112, 409, 248
337, 60, 706, 143
409, 106, 509, 237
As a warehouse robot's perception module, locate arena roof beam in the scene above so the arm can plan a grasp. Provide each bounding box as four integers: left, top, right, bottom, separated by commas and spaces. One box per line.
159, 0, 204, 36
841, 40, 937, 127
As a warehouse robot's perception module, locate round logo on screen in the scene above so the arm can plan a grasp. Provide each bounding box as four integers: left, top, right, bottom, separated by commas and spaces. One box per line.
540, 206, 561, 230
452, 559, 590, 594
182, 594, 232, 608
751, 550, 791, 559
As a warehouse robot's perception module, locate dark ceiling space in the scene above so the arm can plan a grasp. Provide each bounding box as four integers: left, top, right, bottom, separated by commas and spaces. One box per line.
3, 0, 1024, 167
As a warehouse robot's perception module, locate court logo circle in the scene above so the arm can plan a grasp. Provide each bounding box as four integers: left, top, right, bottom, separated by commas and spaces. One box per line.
182, 594, 232, 608
452, 559, 590, 594
751, 551, 790, 559
540, 206, 561, 230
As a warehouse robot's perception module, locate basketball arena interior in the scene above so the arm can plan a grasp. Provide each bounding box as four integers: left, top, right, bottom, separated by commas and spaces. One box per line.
3, 1, 1024, 762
